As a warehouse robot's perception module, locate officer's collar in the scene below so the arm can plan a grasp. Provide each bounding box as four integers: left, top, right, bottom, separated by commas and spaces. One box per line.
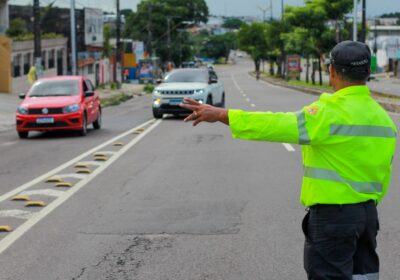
334, 85, 370, 96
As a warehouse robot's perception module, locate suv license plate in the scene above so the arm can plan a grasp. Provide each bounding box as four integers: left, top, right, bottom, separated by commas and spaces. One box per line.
169, 99, 183, 105
36, 117, 54, 124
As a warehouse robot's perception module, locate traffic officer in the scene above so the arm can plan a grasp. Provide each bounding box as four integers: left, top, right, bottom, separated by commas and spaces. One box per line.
180, 41, 397, 279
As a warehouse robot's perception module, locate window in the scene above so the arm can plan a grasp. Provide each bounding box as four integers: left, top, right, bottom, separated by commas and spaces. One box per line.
41, 51, 46, 70
85, 79, 94, 91
48, 50, 55, 69
13, 54, 21, 77
23, 53, 31, 75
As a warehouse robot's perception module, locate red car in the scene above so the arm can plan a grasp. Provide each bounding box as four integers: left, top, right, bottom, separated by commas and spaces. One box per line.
16, 76, 101, 138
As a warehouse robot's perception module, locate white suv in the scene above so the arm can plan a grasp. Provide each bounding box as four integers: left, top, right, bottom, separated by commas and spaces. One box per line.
152, 68, 225, 119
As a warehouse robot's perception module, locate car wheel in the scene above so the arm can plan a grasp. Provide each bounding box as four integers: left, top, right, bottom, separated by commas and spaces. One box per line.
153, 108, 163, 119
206, 95, 212, 105
93, 109, 102, 129
18, 131, 29, 139
78, 113, 87, 136
220, 93, 225, 108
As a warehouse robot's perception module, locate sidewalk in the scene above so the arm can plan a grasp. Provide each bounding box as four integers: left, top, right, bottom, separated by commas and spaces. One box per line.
0, 83, 145, 133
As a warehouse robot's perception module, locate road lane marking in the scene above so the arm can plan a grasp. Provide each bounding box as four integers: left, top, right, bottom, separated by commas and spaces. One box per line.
51, 173, 87, 180
0, 119, 161, 255
251, 104, 256, 108
245, 98, 250, 102
242, 94, 247, 97
0, 118, 156, 204
247, 74, 280, 89
231, 74, 243, 92
20, 189, 64, 198
0, 210, 35, 220
1, 141, 17, 147
282, 143, 295, 152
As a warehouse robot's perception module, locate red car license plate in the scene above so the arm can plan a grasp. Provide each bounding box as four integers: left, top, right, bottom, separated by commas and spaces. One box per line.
36, 117, 54, 124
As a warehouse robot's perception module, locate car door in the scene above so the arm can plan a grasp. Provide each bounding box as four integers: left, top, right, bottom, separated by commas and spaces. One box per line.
209, 70, 223, 105
82, 79, 96, 123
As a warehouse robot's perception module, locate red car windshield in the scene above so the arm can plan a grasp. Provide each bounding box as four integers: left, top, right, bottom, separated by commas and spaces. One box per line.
29, 80, 80, 97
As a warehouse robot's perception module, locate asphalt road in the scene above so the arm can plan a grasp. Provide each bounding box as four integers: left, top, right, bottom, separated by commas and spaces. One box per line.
0, 59, 399, 279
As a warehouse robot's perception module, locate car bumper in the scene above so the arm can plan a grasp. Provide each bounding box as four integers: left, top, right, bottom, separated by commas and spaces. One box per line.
16, 112, 83, 132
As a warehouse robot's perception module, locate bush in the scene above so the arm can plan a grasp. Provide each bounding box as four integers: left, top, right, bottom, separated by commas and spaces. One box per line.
143, 84, 155, 93
110, 82, 117, 90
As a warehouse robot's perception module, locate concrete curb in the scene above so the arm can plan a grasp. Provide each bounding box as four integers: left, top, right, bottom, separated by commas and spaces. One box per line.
253, 73, 400, 113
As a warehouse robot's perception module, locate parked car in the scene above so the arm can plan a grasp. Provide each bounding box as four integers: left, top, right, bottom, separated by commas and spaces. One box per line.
152, 68, 225, 119
16, 76, 101, 138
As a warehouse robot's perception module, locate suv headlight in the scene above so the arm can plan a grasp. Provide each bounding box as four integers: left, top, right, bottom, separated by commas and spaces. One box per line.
153, 89, 161, 95
17, 106, 29, 115
195, 89, 205, 94
63, 103, 80, 114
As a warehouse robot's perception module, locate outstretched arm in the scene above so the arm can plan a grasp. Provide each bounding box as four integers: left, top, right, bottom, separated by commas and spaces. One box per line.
180, 98, 229, 126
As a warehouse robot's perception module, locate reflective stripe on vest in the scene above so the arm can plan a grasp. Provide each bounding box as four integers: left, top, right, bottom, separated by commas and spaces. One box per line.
304, 166, 383, 193
296, 111, 310, 144
330, 124, 396, 138
352, 272, 379, 280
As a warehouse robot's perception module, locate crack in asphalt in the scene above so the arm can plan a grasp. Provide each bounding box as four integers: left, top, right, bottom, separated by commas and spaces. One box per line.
71, 236, 173, 280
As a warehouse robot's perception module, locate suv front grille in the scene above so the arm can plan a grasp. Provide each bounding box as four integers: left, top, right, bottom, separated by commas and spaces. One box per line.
160, 90, 194, 95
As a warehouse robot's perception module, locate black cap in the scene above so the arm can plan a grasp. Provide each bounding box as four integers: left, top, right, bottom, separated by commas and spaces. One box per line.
325, 41, 371, 70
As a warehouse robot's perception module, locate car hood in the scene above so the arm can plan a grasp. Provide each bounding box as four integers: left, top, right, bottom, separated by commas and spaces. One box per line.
156, 82, 208, 91
22, 95, 82, 108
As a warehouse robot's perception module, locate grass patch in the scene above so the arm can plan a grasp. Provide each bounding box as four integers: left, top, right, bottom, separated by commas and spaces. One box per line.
143, 84, 155, 93
101, 93, 131, 107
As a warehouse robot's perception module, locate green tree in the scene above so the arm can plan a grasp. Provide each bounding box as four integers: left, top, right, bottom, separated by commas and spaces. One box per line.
6, 18, 28, 37
200, 32, 237, 61
222, 18, 244, 29
123, 0, 209, 64
102, 25, 112, 58
238, 23, 268, 72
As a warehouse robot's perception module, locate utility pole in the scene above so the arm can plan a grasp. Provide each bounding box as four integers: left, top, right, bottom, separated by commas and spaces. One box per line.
270, 0, 273, 20
115, 0, 122, 87
147, 5, 153, 58
361, 0, 366, 42
281, 0, 284, 20
33, 0, 42, 78
353, 0, 358, 41
70, 0, 77, 75
167, 17, 171, 62
257, 4, 270, 22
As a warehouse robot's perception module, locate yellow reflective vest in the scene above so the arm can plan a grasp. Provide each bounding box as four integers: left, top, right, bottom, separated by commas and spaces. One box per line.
228, 85, 397, 206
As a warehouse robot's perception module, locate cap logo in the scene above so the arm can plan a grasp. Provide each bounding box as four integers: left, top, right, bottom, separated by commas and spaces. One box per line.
350, 59, 368, 66
306, 107, 318, 115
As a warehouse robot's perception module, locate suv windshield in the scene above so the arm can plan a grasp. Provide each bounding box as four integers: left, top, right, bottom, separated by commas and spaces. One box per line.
29, 80, 80, 97
164, 70, 207, 83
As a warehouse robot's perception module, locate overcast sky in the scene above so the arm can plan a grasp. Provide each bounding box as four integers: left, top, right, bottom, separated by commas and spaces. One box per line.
9, 0, 400, 18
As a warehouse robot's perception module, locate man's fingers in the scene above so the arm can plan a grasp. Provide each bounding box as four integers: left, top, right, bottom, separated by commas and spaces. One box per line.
180, 103, 198, 111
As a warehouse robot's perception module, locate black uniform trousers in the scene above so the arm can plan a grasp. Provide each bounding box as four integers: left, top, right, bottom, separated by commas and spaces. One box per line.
302, 200, 379, 280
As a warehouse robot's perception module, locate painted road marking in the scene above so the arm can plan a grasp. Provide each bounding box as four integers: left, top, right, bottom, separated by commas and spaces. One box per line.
0, 210, 35, 220
251, 104, 256, 108
20, 189, 64, 198
75, 161, 102, 167
1, 141, 17, 147
282, 143, 296, 152
242, 94, 247, 97
52, 174, 87, 180
0, 119, 161, 255
231, 74, 243, 92
245, 98, 250, 102
248, 74, 280, 89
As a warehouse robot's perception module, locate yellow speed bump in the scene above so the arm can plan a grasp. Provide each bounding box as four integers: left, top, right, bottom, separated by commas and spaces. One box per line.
25, 201, 46, 207
76, 168, 91, 174
113, 142, 124, 146
75, 163, 89, 168
12, 195, 31, 201
94, 156, 108, 161
0, 225, 12, 232
55, 182, 73, 188
46, 177, 63, 183
93, 152, 108, 157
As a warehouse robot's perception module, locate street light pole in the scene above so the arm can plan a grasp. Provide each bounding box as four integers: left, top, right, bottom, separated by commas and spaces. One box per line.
361, 0, 366, 42
353, 0, 358, 41
33, 0, 42, 78
70, 0, 77, 75
116, 0, 122, 87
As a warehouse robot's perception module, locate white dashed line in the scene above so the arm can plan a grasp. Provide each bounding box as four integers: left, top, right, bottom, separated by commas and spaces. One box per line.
1, 141, 17, 147
246, 98, 250, 102
251, 104, 256, 108
0, 210, 36, 220
231, 74, 243, 92
0, 119, 161, 255
20, 189, 65, 198
282, 143, 295, 152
